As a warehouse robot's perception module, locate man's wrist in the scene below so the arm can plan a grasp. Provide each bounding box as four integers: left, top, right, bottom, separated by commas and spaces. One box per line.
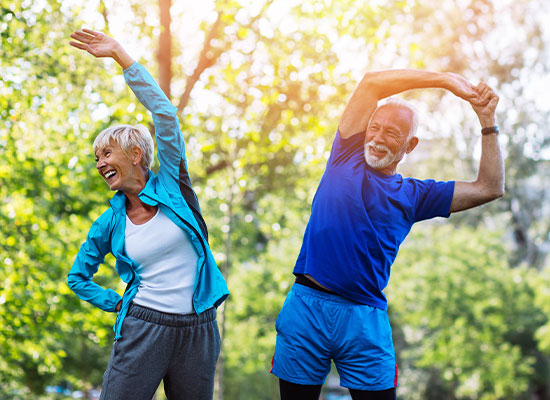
481, 125, 499, 135
479, 118, 496, 128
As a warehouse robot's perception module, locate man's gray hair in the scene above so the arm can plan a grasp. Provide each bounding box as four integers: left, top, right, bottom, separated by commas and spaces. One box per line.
379, 97, 419, 138
93, 124, 155, 170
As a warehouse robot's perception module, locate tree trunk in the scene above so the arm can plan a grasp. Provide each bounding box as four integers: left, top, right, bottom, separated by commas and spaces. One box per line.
215, 160, 235, 400
214, 302, 226, 400
82, 335, 90, 400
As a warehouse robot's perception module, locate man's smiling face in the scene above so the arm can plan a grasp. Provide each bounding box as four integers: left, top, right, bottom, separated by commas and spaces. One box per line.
364, 104, 416, 174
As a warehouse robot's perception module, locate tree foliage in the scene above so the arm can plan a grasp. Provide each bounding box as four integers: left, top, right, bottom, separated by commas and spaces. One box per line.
389, 225, 548, 399
1, 1, 141, 397
1, 0, 549, 399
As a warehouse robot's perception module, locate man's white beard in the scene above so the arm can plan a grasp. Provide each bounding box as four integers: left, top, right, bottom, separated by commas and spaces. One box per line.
364, 141, 405, 170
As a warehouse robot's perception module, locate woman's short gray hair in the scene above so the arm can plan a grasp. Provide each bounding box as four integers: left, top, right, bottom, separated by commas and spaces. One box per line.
380, 97, 419, 138
93, 124, 155, 170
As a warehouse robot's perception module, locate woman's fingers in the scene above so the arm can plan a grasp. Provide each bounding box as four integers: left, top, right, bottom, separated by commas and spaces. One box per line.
82, 28, 101, 36
70, 31, 95, 44
69, 41, 88, 51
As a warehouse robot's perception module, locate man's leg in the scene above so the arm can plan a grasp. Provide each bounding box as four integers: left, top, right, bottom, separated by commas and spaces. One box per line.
271, 284, 333, 393
279, 379, 322, 400
349, 388, 396, 400
332, 302, 397, 394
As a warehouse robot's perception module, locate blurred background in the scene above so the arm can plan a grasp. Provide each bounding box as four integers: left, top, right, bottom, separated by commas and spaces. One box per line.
1, 0, 549, 398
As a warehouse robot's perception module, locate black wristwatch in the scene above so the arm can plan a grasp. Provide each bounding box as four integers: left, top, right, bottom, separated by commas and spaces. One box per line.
481, 126, 499, 135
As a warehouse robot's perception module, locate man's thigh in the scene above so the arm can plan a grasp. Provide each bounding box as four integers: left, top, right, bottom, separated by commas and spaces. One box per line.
271, 285, 333, 385
332, 304, 397, 391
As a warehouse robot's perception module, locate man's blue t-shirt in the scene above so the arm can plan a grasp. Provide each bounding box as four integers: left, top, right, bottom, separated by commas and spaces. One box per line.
293, 130, 455, 310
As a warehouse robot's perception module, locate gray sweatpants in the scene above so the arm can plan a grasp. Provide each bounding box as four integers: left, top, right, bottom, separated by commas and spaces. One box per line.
100, 303, 220, 400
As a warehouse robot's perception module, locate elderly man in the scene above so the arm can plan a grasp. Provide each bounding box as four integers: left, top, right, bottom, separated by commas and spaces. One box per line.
271, 69, 503, 400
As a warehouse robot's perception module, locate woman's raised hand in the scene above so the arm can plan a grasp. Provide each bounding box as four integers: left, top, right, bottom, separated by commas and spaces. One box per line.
70, 29, 134, 69
70, 29, 120, 57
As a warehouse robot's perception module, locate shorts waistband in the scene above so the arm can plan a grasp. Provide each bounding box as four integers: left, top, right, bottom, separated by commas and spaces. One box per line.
127, 303, 216, 327
292, 282, 358, 305
294, 274, 338, 295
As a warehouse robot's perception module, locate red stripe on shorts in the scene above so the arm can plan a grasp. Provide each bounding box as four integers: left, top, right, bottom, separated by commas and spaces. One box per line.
270, 355, 275, 373
394, 362, 399, 387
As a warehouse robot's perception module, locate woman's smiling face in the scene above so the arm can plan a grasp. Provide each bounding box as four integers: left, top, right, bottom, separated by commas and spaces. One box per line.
95, 139, 136, 191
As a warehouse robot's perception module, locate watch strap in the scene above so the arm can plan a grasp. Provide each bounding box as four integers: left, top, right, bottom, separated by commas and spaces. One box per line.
481, 126, 499, 135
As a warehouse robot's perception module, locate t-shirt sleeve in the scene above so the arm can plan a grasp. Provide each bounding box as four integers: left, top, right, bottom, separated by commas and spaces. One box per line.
413, 179, 455, 222
327, 129, 365, 167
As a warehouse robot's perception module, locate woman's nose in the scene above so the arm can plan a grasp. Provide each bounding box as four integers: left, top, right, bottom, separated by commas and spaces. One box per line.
96, 158, 105, 170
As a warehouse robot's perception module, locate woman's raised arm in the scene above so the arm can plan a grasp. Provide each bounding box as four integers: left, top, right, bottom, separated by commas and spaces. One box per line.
70, 29, 186, 182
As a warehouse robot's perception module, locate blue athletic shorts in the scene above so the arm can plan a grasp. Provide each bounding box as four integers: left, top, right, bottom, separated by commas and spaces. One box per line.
271, 283, 397, 391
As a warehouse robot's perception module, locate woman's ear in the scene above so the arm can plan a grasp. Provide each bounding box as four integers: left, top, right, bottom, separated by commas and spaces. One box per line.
130, 146, 143, 166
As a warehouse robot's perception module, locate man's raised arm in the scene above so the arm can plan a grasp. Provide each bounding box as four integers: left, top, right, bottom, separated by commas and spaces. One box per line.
339, 69, 482, 138
450, 83, 504, 212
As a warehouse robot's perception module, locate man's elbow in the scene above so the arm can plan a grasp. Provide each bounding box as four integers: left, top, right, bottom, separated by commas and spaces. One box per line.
468, 182, 504, 206
495, 186, 505, 199
485, 185, 505, 202
358, 72, 382, 94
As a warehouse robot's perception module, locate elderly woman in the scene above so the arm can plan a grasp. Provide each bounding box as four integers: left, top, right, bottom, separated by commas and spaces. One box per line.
67, 29, 228, 400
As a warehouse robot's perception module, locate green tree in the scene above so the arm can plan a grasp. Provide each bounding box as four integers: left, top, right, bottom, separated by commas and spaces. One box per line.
0, 1, 143, 396
389, 225, 548, 399
2, 0, 549, 398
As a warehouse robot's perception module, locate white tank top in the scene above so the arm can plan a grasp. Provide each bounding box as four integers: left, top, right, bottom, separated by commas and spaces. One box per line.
125, 208, 198, 314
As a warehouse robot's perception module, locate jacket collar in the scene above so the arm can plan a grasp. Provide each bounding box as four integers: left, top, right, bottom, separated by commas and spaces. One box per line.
108, 170, 159, 212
